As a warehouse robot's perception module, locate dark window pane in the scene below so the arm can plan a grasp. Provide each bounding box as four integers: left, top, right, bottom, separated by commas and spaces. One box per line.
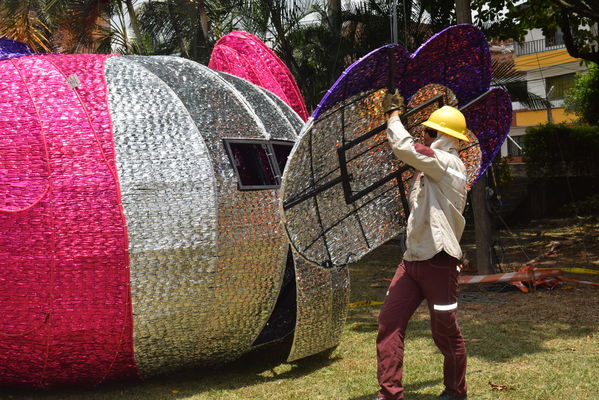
229, 142, 277, 187
272, 142, 294, 172
546, 73, 576, 100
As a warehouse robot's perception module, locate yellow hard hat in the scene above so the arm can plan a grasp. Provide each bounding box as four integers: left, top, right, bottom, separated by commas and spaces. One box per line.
421, 106, 469, 142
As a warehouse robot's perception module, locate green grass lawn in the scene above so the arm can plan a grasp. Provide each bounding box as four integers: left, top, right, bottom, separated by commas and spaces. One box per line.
4, 218, 599, 400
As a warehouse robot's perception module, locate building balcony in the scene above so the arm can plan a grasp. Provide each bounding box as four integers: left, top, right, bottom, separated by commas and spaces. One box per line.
515, 37, 566, 56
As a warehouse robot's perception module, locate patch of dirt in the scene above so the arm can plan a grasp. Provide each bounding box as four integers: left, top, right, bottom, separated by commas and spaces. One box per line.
459, 216, 599, 325
349, 216, 599, 327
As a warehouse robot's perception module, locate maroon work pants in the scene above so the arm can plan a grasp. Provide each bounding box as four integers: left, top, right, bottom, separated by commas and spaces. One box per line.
376, 252, 467, 399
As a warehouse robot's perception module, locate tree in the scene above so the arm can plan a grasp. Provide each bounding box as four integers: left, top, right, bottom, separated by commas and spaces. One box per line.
472, 0, 599, 64
328, 0, 342, 34
522, 124, 599, 180
0, 0, 64, 52
238, 0, 455, 110
136, 0, 242, 63
454, 0, 495, 275
0, 0, 146, 54
564, 62, 599, 125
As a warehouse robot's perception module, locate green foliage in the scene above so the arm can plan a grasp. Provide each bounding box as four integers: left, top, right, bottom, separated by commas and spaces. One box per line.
522, 123, 599, 177
136, 0, 242, 63
471, 0, 599, 64
564, 62, 599, 125
282, 23, 345, 110
0, 0, 67, 52
270, 0, 456, 110
0, 0, 142, 54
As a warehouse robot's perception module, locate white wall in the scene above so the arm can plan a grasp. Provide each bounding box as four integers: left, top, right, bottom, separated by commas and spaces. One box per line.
525, 61, 587, 101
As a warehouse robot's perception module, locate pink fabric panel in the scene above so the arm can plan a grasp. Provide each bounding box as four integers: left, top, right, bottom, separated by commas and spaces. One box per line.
44, 54, 118, 163
210, 44, 262, 87
0, 54, 136, 387
0, 62, 49, 211
209, 31, 309, 121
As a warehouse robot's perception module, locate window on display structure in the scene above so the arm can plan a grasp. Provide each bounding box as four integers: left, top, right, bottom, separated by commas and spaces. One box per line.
223, 139, 294, 190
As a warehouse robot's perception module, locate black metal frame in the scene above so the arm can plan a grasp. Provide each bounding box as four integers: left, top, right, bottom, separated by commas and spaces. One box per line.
283, 88, 495, 212
336, 94, 446, 204
223, 138, 294, 191
283, 93, 445, 211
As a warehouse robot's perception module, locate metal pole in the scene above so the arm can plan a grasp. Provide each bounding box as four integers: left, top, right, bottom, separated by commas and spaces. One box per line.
546, 85, 555, 124
390, 0, 398, 44
507, 135, 523, 151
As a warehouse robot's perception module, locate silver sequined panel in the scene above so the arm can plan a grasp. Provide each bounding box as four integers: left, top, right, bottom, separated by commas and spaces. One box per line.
108, 55, 303, 375
282, 90, 411, 267
259, 87, 306, 128
217, 72, 350, 362
218, 72, 298, 141
287, 254, 349, 361
105, 56, 219, 375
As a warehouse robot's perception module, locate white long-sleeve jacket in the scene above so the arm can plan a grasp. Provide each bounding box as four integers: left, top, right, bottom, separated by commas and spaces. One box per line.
386, 115, 468, 261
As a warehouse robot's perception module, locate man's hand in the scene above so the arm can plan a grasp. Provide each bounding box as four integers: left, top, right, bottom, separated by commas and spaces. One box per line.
382, 89, 405, 115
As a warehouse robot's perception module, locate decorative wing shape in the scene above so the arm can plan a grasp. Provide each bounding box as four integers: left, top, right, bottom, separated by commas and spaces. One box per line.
282, 25, 512, 268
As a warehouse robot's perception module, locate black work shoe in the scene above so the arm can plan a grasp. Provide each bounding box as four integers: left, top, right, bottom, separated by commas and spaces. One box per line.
434, 391, 467, 400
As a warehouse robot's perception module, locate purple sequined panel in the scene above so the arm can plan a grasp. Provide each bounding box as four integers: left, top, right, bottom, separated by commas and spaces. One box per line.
462, 87, 512, 179
0, 38, 33, 60
314, 25, 490, 119
313, 44, 410, 119
312, 24, 510, 181
402, 24, 491, 106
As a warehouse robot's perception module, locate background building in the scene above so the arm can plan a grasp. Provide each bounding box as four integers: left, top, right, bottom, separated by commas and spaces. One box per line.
500, 28, 587, 164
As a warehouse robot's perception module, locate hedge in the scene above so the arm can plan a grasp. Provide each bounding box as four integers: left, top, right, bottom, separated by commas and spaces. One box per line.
521, 123, 599, 178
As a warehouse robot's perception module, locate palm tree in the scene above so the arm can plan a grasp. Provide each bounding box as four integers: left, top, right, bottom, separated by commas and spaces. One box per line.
0, 0, 59, 52
491, 58, 551, 111
135, 0, 242, 63
0, 0, 148, 54
262, 0, 456, 109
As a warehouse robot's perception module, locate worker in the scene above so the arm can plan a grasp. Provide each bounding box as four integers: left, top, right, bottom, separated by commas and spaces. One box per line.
373, 90, 469, 400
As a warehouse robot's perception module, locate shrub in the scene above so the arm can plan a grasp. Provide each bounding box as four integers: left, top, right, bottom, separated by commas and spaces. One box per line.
521, 123, 599, 178
564, 62, 599, 125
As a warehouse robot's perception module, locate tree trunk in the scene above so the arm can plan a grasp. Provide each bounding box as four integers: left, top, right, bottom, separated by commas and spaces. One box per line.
197, 0, 210, 42
167, 0, 188, 58
119, 2, 131, 53
124, 0, 146, 54
328, 0, 342, 34
455, 0, 472, 24
456, 0, 494, 274
471, 175, 494, 274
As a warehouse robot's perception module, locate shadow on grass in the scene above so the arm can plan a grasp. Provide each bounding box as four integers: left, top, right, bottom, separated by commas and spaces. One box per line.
2, 339, 341, 400
347, 304, 598, 364
348, 235, 599, 364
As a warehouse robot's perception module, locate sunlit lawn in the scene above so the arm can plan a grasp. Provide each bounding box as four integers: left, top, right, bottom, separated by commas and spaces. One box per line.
4, 217, 599, 400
